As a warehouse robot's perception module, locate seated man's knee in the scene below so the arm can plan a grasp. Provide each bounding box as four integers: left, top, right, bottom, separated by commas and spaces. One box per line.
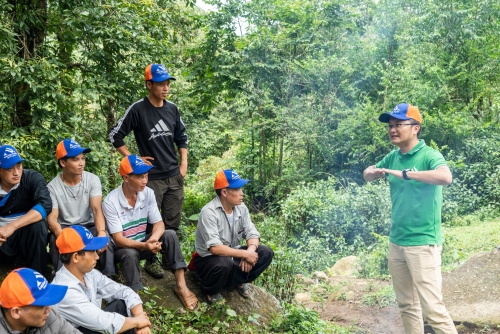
257, 245, 274, 259
161, 229, 178, 241
118, 248, 140, 264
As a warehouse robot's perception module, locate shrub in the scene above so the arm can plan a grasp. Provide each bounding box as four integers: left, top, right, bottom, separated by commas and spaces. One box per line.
280, 178, 391, 262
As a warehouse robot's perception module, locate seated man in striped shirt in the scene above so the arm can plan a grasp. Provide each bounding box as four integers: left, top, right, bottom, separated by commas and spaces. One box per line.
102, 155, 198, 311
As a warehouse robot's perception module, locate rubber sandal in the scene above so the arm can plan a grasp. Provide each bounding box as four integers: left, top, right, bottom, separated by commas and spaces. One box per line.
236, 283, 250, 298
207, 292, 223, 305
175, 290, 199, 311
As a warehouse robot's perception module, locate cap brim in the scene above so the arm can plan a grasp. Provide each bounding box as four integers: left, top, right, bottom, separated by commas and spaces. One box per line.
151, 75, 176, 82
227, 179, 250, 189
378, 113, 412, 123
30, 284, 68, 306
130, 165, 155, 175
82, 235, 109, 251
2, 157, 24, 169
66, 148, 91, 158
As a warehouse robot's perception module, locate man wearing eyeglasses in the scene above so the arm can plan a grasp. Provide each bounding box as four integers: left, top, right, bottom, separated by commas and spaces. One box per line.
109, 64, 188, 272
363, 103, 456, 334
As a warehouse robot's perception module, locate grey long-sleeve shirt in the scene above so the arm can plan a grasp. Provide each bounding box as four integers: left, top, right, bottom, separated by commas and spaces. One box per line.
195, 196, 260, 257
52, 266, 142, 334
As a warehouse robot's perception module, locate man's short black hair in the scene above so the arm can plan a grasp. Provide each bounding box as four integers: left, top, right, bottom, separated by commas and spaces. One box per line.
409, 119, 422, 138
60, 250, 85, 264
215, 189, 222, 197
57, 157, 69, 169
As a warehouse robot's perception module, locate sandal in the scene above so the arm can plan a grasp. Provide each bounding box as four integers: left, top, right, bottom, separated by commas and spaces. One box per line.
174, 290, 199, 311
207, 292, 223, 305
236, 283, 250, 298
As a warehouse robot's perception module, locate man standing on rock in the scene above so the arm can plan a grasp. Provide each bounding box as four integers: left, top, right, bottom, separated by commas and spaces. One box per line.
193, 170, 274, 304
363, 103, 456, 333
108, 64, 187, 238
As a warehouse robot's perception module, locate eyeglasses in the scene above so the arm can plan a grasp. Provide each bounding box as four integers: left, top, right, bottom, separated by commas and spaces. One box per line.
387, 123, 414, 130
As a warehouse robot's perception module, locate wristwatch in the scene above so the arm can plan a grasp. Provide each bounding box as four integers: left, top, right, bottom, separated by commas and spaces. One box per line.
402, 169, 411, 180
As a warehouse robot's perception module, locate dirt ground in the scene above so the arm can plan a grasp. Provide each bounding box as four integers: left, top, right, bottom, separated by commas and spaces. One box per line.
300, 250, 500, 334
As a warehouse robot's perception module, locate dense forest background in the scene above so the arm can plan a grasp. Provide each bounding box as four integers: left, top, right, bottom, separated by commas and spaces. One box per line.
1, 0, 500, 303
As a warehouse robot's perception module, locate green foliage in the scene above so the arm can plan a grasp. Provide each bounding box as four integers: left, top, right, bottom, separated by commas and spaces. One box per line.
356, 234, 390, 280
270, 303, 350, 334
280, 179, 391, 270
361, 284, 397, 308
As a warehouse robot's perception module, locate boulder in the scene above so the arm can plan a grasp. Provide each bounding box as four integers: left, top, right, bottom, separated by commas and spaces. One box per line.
329, 256, 358, 277
296, 274, 316, 286
294, 292, 312, 303
312, 271, 328, 282
442, 250, 500, 325
140, 269, 281, 325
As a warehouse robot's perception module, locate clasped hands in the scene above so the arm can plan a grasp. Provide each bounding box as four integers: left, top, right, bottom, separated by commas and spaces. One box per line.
240, 249, 259, 273
145, 238, 162, 253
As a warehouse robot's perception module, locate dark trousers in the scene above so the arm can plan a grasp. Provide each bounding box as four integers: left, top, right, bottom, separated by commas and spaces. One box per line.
114, 230, 187, 291
49, 224, 115, 276
194, 245, 274, 295
77, 299, 133, 334
0, 220, 48, 273
147, 173, 184, 233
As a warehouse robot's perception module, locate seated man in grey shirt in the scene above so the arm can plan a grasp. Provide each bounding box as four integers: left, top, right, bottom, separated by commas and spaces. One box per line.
0, 267, 81, 334
193, 169, 274, 303
52, 225, 151, 334
47, 139, 113, 276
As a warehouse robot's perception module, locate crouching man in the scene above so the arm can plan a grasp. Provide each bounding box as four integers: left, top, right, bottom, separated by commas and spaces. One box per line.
52, 225, 151, 334
102, 155, 198, 311
0, 267, 80, 333
193, 170, 274, 303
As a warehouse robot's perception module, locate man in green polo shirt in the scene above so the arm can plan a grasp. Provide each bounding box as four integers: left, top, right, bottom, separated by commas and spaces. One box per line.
363, 103, 456, 334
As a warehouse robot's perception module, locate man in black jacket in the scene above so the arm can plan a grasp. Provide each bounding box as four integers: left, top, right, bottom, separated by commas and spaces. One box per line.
109, 63, 188, 270
0, 145, 52, 273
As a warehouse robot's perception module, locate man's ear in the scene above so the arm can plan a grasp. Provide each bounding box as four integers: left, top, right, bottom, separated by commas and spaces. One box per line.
71, 252, 80, 263
59, 159, 66, 169
10, 307, 22, 320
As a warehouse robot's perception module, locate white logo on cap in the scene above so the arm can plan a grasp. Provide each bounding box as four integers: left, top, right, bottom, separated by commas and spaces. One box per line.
135, 157, 147, 166
35, 273, 48, 290
85, 230, 93, 240
3, 147, 18, 160
156, 65, 168, 75
391, 106, 401, 115
231, 171, 240, 180
69, 140, 80, 149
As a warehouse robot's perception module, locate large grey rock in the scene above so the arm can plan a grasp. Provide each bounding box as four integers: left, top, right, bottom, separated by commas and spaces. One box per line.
140, 269, 281, 324
329, 255, 358, 277
442, 250, 500, 325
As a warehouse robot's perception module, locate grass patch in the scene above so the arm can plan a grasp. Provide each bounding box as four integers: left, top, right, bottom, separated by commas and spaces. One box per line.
442, 216, 500, 271
361, 284, 397, 308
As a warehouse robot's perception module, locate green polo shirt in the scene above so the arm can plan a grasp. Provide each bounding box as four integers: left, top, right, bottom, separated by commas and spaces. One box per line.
376, 140, 448, 246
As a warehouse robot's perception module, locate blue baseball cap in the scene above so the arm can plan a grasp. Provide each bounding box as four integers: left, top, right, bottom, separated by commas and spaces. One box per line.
0, 145, 24, 169
56, 139, 91, 160
119, 155, 155, 176
379, 103, 422, 124
214, 169, 250, 189
56, 225, 109, 254
144, 63, 176, 82
0, 268, 68, 308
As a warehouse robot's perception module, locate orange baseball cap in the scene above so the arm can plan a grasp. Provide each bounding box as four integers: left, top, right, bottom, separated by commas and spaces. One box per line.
379, 103, 422, 124
214, 170, 250, 189
56, 139, 91, 160
56, 225, 108, 254
119, 155, 155, 176
0, 268, 67, 308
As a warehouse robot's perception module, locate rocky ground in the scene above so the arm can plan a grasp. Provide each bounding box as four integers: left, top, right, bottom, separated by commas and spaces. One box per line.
296, 251, 500, 334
